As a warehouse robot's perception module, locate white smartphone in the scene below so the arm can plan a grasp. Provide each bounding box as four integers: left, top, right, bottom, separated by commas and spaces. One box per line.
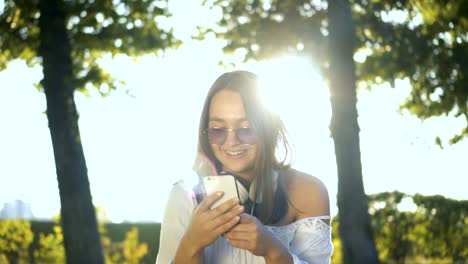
203, 175, 240, 209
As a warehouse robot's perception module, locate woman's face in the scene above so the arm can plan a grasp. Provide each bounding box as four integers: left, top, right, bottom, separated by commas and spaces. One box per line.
208, 89, 258, 181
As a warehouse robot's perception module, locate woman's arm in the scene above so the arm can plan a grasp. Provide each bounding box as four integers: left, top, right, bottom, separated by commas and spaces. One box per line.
156, 182, 195, 264
225, 171, 333, 264
225, 213, 294, 264
156, 181, 244, 264
173, 235, 203, 264
225, 213, 332, 264
286, 171, 331, 223
287, 172, 333, 264
289, 218, 333, 264
175, 192, 243, 263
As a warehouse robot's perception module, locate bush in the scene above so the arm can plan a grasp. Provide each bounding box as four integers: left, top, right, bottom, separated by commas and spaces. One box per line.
0, 208, 151, 264
0, 220, 34, 263
331, 191, 468, 264
1, 192, 466, 263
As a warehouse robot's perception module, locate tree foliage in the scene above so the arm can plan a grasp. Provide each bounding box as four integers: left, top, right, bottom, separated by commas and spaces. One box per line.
205, 0, 468, 144
368, 191, 467, 263
353, 0, 468, 145
1, 1, 178, 262
208, 0, 328, 68
0, 0, 178, 95
368, 192, 413, 262
411, 193, 468, 262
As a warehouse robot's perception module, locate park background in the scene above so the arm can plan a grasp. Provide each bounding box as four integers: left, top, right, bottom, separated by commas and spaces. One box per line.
0, 0, 467, 263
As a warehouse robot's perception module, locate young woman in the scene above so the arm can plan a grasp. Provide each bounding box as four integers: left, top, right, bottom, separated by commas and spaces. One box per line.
156, 71, 333, 264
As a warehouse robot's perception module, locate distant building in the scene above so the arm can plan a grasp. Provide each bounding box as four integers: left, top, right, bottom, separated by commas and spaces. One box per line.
0, 200, 34, 219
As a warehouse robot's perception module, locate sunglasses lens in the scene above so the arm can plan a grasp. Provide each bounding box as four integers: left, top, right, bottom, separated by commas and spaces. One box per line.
237, 128, 256, 144
206, 127, 257, 145
206, 128, 227, 145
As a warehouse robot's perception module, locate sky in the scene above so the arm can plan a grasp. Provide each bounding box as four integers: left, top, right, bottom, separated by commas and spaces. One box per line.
1, 0, 467, 223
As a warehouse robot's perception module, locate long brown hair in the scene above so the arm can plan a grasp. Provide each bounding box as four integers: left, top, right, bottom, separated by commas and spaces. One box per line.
196, 70, 293, 224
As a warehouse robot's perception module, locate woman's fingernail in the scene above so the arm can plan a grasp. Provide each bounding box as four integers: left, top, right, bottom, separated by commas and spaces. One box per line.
238, 206, 244, 211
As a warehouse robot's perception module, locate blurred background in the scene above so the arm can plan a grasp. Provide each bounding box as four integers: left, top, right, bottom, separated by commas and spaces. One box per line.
0, 0, 466, 263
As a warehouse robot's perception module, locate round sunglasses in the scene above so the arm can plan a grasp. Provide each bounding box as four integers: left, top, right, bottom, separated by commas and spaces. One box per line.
204, 127, 257, 145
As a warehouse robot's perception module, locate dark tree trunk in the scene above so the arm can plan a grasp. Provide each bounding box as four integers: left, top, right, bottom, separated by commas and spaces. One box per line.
38, 0, 104, 263
327, 0, 380, 263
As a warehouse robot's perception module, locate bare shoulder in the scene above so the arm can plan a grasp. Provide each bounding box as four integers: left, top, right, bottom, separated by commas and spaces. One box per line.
283, 168, 331, 223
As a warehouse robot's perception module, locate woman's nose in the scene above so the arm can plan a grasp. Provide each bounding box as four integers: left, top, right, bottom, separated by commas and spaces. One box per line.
223, 129, 240, 146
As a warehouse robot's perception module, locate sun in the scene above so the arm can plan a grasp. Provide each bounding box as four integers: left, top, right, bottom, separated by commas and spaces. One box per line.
238, 56, 331, 128
236, 55, 334, 172
236, 56, 337, 215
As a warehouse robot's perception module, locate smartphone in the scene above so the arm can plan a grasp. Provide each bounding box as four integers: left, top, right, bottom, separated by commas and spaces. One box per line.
203, 175, 240, 209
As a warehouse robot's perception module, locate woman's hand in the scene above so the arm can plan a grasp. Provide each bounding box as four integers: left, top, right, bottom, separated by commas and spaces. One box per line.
224, 213, 293, 263
183, 192, 244, 253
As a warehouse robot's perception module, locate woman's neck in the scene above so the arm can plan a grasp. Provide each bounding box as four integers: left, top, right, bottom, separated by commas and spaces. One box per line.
235, 174, 252, 189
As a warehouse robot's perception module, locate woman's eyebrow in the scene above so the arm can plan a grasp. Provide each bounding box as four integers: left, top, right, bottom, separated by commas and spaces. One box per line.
209, 117, 248, 122
208, 117, 224, 122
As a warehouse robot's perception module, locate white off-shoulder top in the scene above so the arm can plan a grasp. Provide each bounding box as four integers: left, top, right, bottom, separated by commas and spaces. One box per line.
156, 180, 333, 264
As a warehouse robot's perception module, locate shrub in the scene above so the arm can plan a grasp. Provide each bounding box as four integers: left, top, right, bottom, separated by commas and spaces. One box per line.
0, 220, 34, 263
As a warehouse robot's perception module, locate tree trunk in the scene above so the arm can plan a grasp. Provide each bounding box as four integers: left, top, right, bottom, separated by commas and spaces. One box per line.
38, 0, 104, 263
327, 0, 380, 263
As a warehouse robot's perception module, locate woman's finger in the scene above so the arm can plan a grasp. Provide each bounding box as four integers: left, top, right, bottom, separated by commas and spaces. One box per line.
226, 222, 252, 233
213, 215, 241, 236
224, 230, 250, 240
239, 213, 256, 223
210, 204, 244, 230
226, 238, 250, 250
208, 197, 240, 217
198, 191, 224, 212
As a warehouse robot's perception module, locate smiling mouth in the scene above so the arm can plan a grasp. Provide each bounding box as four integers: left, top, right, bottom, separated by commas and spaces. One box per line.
224, 149, 247, 158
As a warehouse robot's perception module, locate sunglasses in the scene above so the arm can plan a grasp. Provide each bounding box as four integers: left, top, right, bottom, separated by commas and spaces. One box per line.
204, 127, 257, 145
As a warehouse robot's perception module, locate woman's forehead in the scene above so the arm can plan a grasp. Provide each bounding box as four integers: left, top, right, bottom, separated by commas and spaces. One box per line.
209, 90, 246, 115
